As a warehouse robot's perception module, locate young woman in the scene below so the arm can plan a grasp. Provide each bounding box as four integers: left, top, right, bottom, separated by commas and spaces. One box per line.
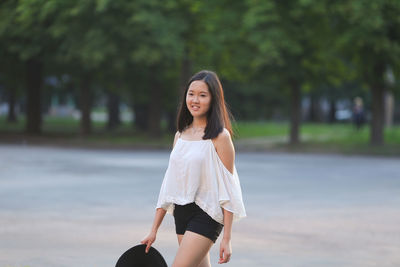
141, 70, 246, 267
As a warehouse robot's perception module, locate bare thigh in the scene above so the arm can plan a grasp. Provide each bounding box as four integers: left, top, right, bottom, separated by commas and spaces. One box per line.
173, 231, 213, 267
177, 235, 211, 267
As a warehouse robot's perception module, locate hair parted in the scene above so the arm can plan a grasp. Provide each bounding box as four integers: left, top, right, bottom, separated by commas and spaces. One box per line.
176, 70, 234, 140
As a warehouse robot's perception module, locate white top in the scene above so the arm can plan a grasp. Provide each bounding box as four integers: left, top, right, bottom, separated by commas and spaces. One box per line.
156, 136, 246, 225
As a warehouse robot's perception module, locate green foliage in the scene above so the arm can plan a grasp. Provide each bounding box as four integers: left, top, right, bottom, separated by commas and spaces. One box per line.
0, 0, 400, 141
331, 0, 400, 81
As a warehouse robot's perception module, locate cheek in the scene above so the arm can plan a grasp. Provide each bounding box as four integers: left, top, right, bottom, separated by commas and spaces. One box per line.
203, 97, 211, 108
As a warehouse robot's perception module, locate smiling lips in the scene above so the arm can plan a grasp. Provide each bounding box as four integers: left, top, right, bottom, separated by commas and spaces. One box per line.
191, 105, 200, 111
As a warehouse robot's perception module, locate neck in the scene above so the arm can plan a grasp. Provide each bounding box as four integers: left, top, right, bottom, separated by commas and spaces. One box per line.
192, 116, 207, 128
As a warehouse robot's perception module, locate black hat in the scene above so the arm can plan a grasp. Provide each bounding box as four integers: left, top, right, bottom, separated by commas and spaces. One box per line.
116, 244, 168, 267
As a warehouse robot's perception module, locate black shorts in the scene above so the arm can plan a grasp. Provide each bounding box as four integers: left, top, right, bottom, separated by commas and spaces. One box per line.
173, 202, 223, 243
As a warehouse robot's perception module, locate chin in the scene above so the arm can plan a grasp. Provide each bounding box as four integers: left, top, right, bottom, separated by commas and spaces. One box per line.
190, 110, 200, 116
192, 113, 207, 118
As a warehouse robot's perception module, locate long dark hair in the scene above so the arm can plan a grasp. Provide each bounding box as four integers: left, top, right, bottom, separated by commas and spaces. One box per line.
176, 70, 234, 140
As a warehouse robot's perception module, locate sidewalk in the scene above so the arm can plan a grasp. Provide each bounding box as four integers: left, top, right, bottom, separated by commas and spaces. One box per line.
0, 145, 399, 266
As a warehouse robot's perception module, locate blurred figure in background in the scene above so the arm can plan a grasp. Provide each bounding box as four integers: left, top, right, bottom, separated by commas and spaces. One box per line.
353, 97, 365, 130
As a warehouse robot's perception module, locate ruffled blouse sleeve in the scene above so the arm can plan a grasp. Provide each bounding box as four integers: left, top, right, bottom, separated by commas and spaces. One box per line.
209, 146, 246, 222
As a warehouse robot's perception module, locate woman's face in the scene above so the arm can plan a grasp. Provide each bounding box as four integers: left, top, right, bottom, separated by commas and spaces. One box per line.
186, 80, 211, 118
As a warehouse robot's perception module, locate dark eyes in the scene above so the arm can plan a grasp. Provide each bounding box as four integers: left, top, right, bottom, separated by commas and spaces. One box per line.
188, 93, 207, 97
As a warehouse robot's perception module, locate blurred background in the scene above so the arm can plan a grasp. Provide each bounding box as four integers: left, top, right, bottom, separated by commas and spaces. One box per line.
1, 1, 400, 266
0, 0, 400, 153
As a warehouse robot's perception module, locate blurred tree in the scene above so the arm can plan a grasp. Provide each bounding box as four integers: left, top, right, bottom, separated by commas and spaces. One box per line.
126, 0, 185, 136
0, 51, 23, 123
243, 0, 334, 144
176, 0, 254, 130
48, 0, 115, 134
0, 0, 57, 134
331, 0, 400, 145
2, 0, 398, 145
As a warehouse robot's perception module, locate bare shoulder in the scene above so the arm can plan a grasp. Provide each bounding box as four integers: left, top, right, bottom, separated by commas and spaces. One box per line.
173, 131, 180, 148
214, 128, 233, 149
213, 128, 235, 174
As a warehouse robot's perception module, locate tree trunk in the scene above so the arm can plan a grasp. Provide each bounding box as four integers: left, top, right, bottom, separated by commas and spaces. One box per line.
7, 88, 17, 122
384, 91, 394, 128
289, 80, 301, 145
25, 58, 43, 134
308, 95, 320, 122
147, 78, 162, 137
328, 99, 336, 123
163, 50, 192, 133
370, 63, 385, 146
79, 74, 92, 135
166, 110, 176, 133
133, 103, 148, 131
106, 90, 121, 130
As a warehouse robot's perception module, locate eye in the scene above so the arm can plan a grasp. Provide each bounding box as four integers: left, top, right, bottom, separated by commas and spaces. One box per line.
201, 94, 207, 97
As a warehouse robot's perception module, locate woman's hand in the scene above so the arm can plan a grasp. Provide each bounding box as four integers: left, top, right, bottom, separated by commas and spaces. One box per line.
140, 231, 157, 253
218, 237, 232, 264
141, 208, 166, 253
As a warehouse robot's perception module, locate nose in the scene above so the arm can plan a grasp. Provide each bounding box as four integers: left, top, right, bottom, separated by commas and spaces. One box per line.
192, 95, 200, 103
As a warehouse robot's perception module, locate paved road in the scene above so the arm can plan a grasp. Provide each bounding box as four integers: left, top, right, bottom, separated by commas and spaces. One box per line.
0, 144, 399, 267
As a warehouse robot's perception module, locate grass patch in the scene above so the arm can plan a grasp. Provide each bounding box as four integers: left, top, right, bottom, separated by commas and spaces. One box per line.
233, 121, 288, 138
1, 116, 399, 155
234, 121, 400, 145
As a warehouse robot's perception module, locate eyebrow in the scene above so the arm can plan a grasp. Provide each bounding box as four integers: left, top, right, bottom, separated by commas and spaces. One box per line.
188, 89, 209, 94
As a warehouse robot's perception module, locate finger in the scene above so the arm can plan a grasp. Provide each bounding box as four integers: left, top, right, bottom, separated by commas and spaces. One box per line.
220, 253, 231, 264
218, 258, 227, 264
223, 254, 227, 263
219, 249, 224, 264
225, 253, 231, 263
145, 241, 152, 253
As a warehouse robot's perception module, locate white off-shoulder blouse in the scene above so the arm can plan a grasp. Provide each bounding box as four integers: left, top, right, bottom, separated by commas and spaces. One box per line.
156, 136, 246, 225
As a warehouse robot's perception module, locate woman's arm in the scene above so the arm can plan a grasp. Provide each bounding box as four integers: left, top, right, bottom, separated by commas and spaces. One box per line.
219, 208, 233, 264
222, 208, 233, 240
141, 132, 178, 252
213, 128, 235, 264
212, 128, 235, 174
150, 208, 167, 234
141, 208, 167, 253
